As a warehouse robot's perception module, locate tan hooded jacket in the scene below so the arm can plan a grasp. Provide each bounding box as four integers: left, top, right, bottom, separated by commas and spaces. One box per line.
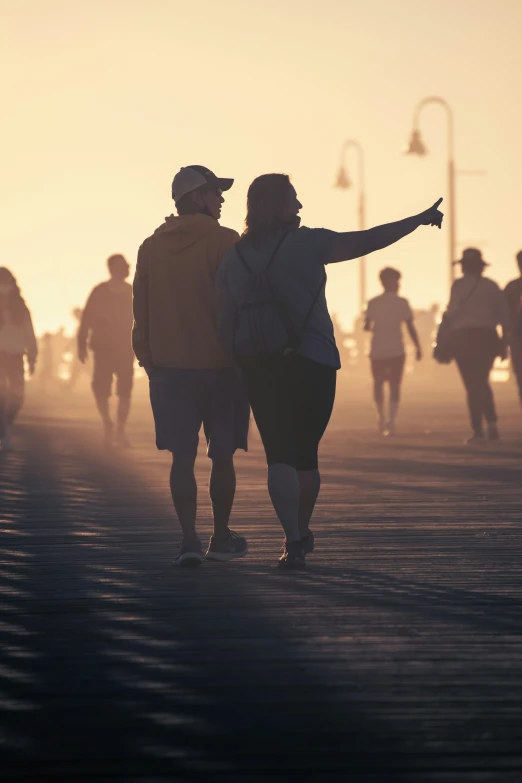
133, 214, 239, 369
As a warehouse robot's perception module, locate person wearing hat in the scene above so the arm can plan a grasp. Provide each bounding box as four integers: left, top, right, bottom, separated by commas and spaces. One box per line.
133, 165, 249, 567
503, 250, 522, 409
446, 248, 508, 442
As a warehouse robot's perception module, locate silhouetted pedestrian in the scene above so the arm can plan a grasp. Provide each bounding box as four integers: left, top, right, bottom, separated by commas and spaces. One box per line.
78, 254, 134, 447
133, 165, 249, 567
69, 308, 90, 390
504, 250, 522, 409
365, 267, 422, 435
217, 174, 443, 568
446, 249, 508, 443
0, 268, 37, 451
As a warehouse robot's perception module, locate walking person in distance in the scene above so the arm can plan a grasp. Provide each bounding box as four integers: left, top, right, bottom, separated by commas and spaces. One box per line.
365, 267, 422, 435
78, 254, 135, 448
503, 250, 522, 411
217, 174, 443, 569
0, 268, 38, 451
133, 165, 249, 567
445, 248, 508, 443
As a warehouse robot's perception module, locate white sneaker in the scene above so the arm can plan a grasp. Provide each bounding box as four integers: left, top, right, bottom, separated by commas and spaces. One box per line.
382, 421, 396, 437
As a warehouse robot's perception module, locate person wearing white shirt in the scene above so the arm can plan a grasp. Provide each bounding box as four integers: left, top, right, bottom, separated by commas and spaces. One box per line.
0, 268, 37, 451
446, 248, 508, 442
365, 267, 422, 435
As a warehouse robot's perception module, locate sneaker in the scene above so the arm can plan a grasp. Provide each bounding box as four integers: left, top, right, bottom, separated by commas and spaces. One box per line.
487, 424, 500, 442
205, 530, 248, 561
173, 539, 203, 568
278, 540, 305, 570
301, 529, 315, 555
467, 432, 485, 444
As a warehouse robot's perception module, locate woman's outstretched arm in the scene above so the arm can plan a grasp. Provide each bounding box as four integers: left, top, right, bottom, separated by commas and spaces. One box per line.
331, 198, 443, 263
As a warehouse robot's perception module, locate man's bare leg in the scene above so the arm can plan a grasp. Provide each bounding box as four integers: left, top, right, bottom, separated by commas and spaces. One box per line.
209, 457, 236, 538
170, 455, 198, 542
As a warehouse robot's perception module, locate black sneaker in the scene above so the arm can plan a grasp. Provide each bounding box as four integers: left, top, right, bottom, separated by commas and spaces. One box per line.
173, 539, 203, 568
301, 530, 315, 555
205, 530, 248, 561
278, 540, 305, 570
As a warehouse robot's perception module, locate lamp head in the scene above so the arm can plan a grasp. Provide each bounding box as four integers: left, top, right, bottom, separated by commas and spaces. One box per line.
334, 164, 352, 189
404, 128, 428, 156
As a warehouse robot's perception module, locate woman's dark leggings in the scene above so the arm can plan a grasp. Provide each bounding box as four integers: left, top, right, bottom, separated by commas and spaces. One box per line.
242, 354, 337, 470
453, 328, 498, 434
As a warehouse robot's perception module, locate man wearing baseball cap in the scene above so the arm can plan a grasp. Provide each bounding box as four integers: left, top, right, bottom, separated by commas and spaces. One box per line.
133, 165, 249, 566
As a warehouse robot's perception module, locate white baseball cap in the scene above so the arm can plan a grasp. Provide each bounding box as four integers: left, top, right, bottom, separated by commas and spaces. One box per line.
171, 165, 234, 203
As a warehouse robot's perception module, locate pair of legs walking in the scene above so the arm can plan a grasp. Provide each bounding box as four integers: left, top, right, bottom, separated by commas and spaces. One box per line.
243, 354, 336, 568
170, 455, 236, 541
92, 351, 134, 446
148, 366, 250, 566
453, 328, 499, 440
0, 352, 25, 449
371, 355, 405, 435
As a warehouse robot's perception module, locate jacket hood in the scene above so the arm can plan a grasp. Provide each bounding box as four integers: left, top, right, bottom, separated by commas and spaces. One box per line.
153, 214, 219, 254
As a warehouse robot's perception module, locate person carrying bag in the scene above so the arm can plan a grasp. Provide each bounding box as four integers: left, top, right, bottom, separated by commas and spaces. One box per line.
436, 248, 508, 442
433, 277, 482, 364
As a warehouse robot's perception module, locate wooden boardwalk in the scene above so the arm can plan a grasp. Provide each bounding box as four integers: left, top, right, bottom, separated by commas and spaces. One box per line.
1, 381, 522, 781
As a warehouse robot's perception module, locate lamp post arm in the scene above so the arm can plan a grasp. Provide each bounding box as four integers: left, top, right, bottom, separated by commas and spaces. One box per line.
413, 96, 454, 158
412, 96, 456, 286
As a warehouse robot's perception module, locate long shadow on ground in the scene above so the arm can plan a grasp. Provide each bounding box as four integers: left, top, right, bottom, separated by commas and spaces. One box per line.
0, 419, 416, 783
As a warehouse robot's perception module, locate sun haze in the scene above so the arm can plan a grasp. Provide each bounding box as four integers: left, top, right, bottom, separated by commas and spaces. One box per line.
2, 0, 522, 334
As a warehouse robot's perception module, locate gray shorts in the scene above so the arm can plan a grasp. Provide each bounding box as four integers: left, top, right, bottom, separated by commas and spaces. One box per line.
148, 366, 250, 459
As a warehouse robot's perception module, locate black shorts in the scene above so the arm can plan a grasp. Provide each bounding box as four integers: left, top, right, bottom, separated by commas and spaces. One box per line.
148, 366, 249, 459
371, 354, 405, 385
242, 354, 336, 471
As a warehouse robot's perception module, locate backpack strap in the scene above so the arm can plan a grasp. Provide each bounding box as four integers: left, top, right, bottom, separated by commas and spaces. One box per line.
235, 232, 289, 274
292, 269, 327, 350
459, 277, 482, 312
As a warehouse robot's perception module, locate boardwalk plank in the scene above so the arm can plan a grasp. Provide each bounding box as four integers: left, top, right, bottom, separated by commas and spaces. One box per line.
1, 388, 521, 781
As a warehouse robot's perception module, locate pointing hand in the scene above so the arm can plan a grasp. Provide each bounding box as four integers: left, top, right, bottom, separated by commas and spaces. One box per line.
419, 197, 444, 229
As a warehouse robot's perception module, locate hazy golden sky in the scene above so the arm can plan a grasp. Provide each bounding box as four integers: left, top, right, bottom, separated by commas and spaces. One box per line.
2, 0, 522, 334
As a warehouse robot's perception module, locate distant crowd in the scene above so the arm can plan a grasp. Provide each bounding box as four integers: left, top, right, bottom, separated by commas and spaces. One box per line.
1, 165, 521, 568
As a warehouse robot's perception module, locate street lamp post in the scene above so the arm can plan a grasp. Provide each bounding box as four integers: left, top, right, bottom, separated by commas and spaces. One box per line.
404, 96, 456, 292
335, 139, 367, 312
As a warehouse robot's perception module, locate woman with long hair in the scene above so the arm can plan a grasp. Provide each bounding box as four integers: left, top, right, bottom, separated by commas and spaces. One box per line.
217, 174, 443, 568
0, 268, 37, 450
445, 248, 508, 443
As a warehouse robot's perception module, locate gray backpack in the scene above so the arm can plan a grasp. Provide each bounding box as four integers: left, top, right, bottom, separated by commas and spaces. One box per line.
233, 232, 325, 361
